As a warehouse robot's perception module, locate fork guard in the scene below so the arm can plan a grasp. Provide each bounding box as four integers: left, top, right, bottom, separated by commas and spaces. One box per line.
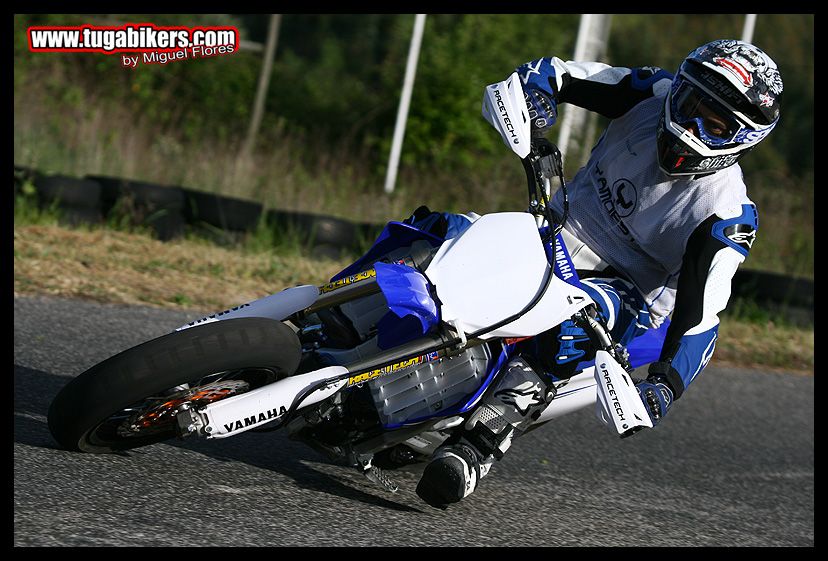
196, 366, 349, 438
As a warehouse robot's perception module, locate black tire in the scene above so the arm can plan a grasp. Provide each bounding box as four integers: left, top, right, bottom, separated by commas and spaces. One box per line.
732, 269, 814, 309
85, 175, 186, 241
34, 175, 102, 209
182, 189, 264, 232
267, 209, 357, 249
47, 318, 301, 453
87, 175, 184, 213
58, 206, 104, 227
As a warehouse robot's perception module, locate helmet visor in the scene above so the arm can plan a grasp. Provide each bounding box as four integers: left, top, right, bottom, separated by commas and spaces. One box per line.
672, 81, 744, 146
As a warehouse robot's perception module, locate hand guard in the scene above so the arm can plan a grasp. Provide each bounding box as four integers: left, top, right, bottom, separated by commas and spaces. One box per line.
516, 58, 559, 131
635, 374, 674, 427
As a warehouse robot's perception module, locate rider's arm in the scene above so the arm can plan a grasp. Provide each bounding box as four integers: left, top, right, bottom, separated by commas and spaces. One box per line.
649, 203, 759, 400
516, 57, 673, 128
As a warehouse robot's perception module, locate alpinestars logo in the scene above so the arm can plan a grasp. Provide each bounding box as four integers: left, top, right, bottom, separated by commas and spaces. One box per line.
520, 58, 544, 83
725, 224, 756, 250
495, 382, 545, 415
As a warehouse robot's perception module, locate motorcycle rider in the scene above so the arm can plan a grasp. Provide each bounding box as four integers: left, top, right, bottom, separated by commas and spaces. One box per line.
410, 39, 783, 509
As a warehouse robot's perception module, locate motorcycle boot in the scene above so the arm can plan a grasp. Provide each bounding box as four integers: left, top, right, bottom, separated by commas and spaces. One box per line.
416, 357, 554, 509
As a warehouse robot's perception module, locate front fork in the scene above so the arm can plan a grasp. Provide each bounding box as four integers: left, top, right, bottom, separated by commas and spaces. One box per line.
574, 306, 653, 437
530, 305, 650, 437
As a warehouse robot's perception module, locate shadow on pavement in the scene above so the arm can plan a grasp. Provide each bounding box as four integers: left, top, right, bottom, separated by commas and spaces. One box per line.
14, 364, 421, 513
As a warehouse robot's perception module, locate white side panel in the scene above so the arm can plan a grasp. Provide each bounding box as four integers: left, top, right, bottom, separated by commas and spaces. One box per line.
201, 366, 348, 438
176, 285, 319, 331
685, 247, 742, 335
424, 213, 592, 338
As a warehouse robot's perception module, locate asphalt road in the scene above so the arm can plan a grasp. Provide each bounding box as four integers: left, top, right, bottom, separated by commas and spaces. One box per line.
14, 295, 814, 547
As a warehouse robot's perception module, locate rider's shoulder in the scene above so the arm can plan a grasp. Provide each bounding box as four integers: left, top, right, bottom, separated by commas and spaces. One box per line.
630, 65, 673, 93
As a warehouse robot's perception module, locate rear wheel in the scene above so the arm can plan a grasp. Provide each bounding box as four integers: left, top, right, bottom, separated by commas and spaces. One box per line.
47, 318, 301, 453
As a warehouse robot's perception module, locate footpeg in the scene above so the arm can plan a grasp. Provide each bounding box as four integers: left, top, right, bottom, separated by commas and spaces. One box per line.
363, 463, 399, 493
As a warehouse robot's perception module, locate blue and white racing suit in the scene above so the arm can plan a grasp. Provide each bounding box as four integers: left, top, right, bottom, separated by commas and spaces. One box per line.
411, 56, 759, 404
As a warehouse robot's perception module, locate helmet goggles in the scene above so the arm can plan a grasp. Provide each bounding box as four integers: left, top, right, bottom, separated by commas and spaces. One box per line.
671, 80, 745, 147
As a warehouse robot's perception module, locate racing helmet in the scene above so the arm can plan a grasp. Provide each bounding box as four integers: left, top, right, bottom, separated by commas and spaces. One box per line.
656, 39, 783, 176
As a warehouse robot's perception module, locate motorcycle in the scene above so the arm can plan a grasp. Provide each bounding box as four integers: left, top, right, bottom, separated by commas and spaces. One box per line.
47, 73, 667, 494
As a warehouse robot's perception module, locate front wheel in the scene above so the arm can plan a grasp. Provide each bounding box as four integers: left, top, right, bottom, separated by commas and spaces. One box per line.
47, 317, 301, 453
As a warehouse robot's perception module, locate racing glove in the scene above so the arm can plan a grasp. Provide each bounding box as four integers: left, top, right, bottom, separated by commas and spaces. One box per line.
635, 362, 677, 427
516, 58, 559, 132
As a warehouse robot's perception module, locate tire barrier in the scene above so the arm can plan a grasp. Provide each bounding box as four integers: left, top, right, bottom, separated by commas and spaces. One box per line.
267, 209, 358, 248
16, 166, 813, 317
182, 189, 263, 232
86, 175, 186, 241
31, 174, 104, 227
731, 269, 814, 312
179, 189, 381, 255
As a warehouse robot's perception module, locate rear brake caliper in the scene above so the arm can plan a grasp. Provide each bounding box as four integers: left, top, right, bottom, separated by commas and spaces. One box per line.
119, 380, 249, 438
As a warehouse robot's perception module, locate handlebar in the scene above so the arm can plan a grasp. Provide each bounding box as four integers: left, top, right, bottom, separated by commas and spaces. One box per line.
521, 137, 568, 239
480, 73, 569, 233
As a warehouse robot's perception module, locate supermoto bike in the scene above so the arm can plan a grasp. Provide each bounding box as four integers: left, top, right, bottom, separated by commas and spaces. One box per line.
47, 72, 668, 494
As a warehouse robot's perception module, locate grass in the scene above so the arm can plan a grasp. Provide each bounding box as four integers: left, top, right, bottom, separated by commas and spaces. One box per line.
13, 82, 813, 281
13, 192, 813, 375
13, 191, 352, 311
13, 82, 525, 230
713, 320, 813, 374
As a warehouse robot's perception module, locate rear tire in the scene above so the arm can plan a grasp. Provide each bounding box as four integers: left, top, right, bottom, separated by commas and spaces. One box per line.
47, 318, 301, 453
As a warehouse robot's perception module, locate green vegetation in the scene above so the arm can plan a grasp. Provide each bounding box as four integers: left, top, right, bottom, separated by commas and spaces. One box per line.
14, 14, 812, 277
13, 14, 814, 371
